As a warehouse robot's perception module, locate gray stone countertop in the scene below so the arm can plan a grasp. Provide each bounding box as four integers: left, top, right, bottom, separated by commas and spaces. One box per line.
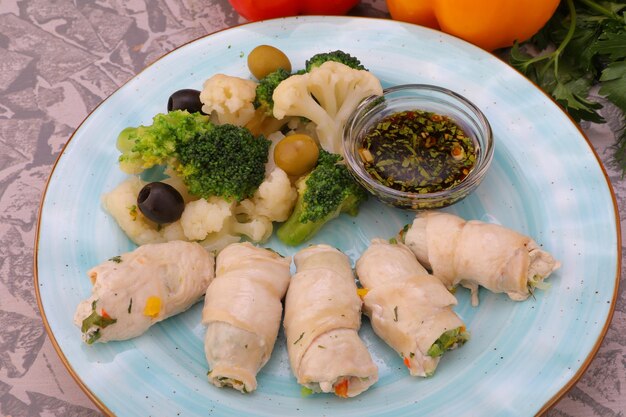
0, 1, 623, 416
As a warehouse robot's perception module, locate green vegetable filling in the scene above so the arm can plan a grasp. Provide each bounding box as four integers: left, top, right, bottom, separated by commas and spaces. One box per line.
528, 273, 551, 291
301, 386, 314, 397
215, 376, 248, 393
81, 301, 117, 344
427, 327, 469, 357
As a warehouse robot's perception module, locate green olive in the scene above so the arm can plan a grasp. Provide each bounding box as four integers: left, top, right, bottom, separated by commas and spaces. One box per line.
274, 134, 319, 177
248, 45, 292, 80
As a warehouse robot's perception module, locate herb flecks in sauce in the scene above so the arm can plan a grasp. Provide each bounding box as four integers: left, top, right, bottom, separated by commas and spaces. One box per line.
359, 110, 476, 193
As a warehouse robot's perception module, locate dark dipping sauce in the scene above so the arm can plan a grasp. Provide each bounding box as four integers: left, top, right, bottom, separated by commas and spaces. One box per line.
358, 110, 476, 194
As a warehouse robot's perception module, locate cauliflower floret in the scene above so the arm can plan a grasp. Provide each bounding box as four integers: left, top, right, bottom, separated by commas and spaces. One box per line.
199, 229, 242, 254
104, 160, 282, 251
104, 174, 275, 252
230, 216, 273, 242
287, 117, 318, 139
197, 214, 273, 253
180, 197, 235, 241
264, 130, 285, 174
162, 167, 199, 204
200, 74, 258, 126
238, 131, 297, 223
272, 61, 382, 155
245, 167, 297, 222
161, 221, 187, 241
101, 176, 165, 245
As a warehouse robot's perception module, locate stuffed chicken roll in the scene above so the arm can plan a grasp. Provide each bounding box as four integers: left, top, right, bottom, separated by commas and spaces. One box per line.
202, 242, 291, 393
401, 211, 561, 306
284, 245, 378, 397
73, 241, 215, 344
356, 239, 467, 377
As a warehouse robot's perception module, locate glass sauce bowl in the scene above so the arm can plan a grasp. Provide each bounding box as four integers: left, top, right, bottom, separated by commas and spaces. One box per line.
343, 84, 494, 210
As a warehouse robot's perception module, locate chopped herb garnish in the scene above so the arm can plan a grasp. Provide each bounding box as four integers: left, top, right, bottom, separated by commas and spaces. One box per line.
265, 247, 285, 257
410, 352, 415, 358
398, 224, 410, 243
393, 306, 398, 322
293, 332, 305, 345
109, 255, 122, 263
527, 283, 536, 300
359, 110, 476, 193
318, 345, 326, 349
389, 237, 398, 244
128, 298, 133, 314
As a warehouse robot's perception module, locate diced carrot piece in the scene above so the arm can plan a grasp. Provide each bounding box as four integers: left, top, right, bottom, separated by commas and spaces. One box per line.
334, 379, 349, 398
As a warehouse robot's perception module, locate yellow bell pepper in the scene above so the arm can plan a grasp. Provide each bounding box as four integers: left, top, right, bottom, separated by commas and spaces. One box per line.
386, 0, 560, 51
143, 296, 162, 318
356, 287, 370, 298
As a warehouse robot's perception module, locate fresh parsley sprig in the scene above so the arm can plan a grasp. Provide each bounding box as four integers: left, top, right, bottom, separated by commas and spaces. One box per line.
510, 0, 626, 170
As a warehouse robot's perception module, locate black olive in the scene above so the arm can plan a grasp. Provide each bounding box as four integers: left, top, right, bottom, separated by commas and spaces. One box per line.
167, 89, 205, 114
137, 182, 185, 224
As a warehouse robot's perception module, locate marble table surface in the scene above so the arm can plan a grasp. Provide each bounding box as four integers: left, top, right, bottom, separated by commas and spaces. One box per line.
0, 0, 623, 416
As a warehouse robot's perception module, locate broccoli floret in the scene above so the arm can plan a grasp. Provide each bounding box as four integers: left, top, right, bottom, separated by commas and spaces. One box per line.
117, 110, 211, 174
305, 50, 366, 72
117, 110, 270, 202
175, 124, 271, 202
253, 68, 292, 116
276, 150, 368, 245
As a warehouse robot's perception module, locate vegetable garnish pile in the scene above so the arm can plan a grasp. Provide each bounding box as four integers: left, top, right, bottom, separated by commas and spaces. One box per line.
510, 0, 626, 169
118, 111, 271, 202
106, 47, 382, 251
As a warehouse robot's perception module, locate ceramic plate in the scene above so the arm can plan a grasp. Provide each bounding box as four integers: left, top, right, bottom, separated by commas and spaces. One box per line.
35, 16, 620, 417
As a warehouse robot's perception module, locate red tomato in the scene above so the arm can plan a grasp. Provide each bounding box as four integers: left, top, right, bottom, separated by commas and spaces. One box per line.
229, 0, 360, 21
